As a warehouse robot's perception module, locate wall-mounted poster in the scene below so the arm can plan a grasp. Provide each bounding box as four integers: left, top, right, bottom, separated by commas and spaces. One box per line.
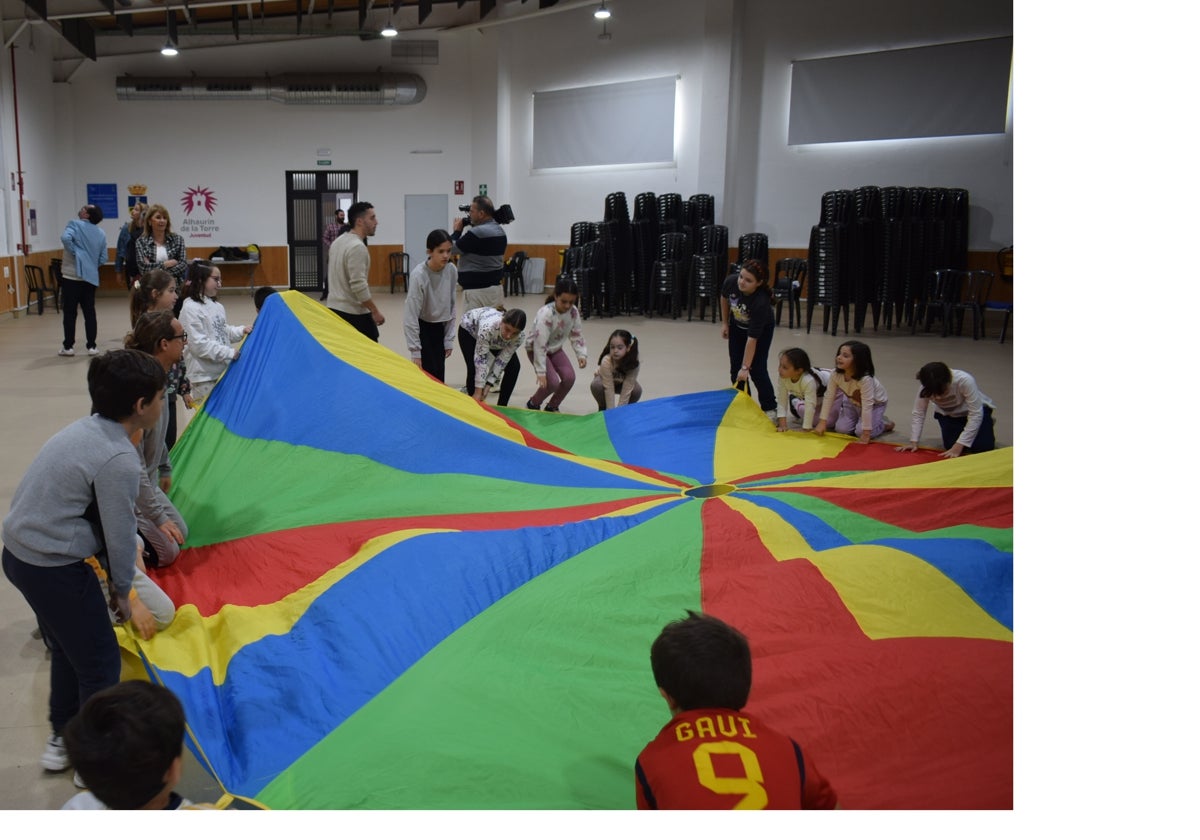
87, 183, 119, 219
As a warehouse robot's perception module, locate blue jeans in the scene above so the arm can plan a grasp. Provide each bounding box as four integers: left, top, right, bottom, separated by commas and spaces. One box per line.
3, 547, 121, 734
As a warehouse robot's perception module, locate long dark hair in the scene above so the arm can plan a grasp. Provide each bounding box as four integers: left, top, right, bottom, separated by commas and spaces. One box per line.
185, 260, 217, 304
124, 310, 176, 356
779, 347, 826, 397
545, 276, 580, 305
838, 340, 875, 380
599, 329, 639, 375
129, 269, 174, 327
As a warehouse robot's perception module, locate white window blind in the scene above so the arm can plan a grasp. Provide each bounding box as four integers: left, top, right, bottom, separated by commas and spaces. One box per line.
788, 37, 1012, 145
533, 76, 677, 170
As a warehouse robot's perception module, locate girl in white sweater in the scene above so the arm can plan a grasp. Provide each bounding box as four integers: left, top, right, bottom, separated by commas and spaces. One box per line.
524, 277, 588, 412
178, 261, 251, 406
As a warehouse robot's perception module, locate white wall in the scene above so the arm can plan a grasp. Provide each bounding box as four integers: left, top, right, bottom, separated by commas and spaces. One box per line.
0, 0, 1013, 262
1, 24, 64, 254
28, 34, 478, 254
742, 0, 1014, 248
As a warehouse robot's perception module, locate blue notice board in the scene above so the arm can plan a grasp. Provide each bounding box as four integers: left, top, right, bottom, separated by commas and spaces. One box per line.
87, 183, 119, 220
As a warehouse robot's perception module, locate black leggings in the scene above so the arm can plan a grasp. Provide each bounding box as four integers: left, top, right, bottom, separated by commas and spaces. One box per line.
458, 327, 521, 406
417, 319, 451, 382
727, 325, 777, 412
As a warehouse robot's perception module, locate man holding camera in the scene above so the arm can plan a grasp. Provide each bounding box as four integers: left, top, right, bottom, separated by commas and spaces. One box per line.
452, 196, 508, 311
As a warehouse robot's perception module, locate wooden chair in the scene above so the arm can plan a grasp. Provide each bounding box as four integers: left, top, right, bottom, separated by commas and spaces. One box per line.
24, 265, 58, 315
388, 252, 409, 293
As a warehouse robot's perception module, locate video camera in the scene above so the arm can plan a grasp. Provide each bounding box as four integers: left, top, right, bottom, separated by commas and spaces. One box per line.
459, 202, 515, 227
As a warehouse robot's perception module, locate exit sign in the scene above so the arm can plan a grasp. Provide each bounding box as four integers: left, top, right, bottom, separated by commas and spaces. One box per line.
317, 160, 332, 166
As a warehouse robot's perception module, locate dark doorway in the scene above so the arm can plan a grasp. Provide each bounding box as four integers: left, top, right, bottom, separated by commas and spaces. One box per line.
285, 170, 357, 291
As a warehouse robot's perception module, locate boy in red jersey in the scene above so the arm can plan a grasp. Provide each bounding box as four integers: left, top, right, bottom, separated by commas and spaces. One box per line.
635, 611, 838, 810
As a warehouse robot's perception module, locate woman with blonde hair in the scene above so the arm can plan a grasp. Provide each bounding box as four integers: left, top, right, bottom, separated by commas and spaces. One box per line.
134, 203, 187, 289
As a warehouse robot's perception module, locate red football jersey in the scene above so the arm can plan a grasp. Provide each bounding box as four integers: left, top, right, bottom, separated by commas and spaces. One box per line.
635, 708, 837, 810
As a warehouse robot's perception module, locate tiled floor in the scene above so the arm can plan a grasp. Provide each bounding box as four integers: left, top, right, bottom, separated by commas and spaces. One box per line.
0, 288, 1012, 809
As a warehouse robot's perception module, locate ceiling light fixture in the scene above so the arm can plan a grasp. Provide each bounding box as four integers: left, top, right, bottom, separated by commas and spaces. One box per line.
594, 2, 611, 21
161, 40, 178, 56
381, 20, 398, 38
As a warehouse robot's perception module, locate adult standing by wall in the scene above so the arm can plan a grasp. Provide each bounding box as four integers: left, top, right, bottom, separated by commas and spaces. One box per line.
114, 204, 144, 290
58, 204, 108, 357
122, 205, 147, 291
451, 196, 507, 311
134, 204, 187, 292
327, 201, 385, 341
319, 207, 345, 302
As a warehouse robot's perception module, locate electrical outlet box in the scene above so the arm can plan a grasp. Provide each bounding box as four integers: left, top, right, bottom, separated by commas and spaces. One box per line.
2, 266, 8, 278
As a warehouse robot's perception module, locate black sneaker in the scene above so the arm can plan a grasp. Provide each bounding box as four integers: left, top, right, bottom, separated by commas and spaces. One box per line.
544, 405, 560, 413
525, 399, 539, 410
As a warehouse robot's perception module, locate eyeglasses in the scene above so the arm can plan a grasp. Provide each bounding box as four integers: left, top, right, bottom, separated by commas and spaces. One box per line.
171, 333, 188, 343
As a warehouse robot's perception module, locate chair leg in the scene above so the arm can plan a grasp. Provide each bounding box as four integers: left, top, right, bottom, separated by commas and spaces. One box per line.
999, 312, 1010, 344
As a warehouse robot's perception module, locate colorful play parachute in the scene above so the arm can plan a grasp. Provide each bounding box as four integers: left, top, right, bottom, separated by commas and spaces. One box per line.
128, 291, 1012, 809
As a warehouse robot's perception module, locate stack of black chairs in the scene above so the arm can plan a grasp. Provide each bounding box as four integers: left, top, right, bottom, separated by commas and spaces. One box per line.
570, 221, 598, 248
878, 187, 908, 329
600, 193, 638, 314
807, 185, 970, 335
658, 193, 684, 235
649, 232, 688, 318
688, 223, 728, 322
560, 190, 724, 319
688, 194, 716, 230
631, 192, 660, 315
733, 232, 769, 280
850, 187, 883, 332
806, 222, 850, 335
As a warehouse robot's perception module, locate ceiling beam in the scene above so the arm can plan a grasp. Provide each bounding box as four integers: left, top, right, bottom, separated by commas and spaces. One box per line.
21, 0, 49, 23
61, 18, 97, 60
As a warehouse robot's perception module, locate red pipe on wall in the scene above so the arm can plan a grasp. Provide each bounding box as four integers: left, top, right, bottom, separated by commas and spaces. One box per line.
10, 43, 28, 260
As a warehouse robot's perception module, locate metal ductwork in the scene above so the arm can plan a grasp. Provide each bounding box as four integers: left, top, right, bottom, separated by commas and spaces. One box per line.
115, 74, 426, 105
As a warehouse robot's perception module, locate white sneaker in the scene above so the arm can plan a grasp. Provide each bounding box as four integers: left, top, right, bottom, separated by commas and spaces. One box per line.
87, 347, 99, 356
40, 734, 70, 772
57, 348, 75, 357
